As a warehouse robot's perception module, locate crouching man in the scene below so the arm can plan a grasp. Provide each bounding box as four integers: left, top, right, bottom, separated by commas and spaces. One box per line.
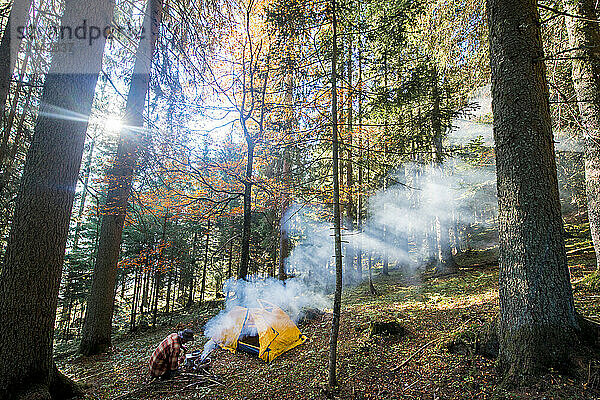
149, 328, 194, 380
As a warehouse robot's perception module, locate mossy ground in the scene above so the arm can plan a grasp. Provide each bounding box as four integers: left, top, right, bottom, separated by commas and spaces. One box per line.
58, 222, 600, 399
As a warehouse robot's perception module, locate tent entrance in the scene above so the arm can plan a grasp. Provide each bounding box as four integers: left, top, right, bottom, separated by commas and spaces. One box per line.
238, 318, 260, 356
238, 335, 259, 356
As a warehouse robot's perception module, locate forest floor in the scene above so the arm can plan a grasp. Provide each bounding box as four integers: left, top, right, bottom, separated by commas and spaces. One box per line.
58, 222, 600, 400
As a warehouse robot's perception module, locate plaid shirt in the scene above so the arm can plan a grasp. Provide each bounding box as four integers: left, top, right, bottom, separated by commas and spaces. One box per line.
149, 333, 186, 377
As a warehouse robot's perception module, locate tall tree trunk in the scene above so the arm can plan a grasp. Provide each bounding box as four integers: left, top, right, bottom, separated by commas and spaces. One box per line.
239, 60, 268, 281
562, 0, 600, 271
486, 0, 578, 380
397, 166, 410, 271
151, 267, 161, 327
171, 266, 177, 313
187, 231, 198, 307
328, 0, 343, 389
278, 155, 290, 281
141, 259, 150, 315
270, 250, 276, 278
130, 264, 141, 331
200, 219, 211, 302
0, 0, 32, 125
165, 267, 172, 314
0, 46, 30, 166
227, 237, 233, 280
152, 212, 168, 327
77, 303, 86, 337
215, 262, 222, 298
0, 0, 114, 396
62, 295, 74, 339
431, 69, 457, 275
238, 134, 254, 281
0, 64, 35, 194
171, 267, 177, 313
176, 266, 183, 307
71, 134, 96, 250
356, 40, 363, 280
278, 71, 293, 281
80, 0, 163, 356
368, 251, 377, 296
344, 40, 355, 285
381, 52, 389, 277
119, 271, 126, 301
148, 266, 155, 319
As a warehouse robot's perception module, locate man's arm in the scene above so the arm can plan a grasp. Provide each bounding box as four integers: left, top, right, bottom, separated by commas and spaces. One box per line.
179, 344, 188, 364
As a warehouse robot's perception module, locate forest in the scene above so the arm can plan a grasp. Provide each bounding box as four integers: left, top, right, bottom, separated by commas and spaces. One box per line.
0, 0, 599, 398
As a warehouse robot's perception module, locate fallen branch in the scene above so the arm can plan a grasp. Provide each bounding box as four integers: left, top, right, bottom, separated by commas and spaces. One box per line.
566, 245, 595, 255
391, 340, 436, 372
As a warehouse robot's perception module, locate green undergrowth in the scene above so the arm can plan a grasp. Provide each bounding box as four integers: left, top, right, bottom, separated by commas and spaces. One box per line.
346, 268, 498, 311
565, 222, 597, 271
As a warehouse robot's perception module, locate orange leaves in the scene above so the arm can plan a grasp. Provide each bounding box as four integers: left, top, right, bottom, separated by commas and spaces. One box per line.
117, 240, 174, 273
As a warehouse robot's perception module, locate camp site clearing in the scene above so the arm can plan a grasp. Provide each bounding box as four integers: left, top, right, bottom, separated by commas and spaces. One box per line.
57, 245, 600, 400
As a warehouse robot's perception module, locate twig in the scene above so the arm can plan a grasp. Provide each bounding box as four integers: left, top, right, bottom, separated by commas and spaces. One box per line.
402, 379, 419, 391
154, 388, 198, 394
538, 4, 600, 23
112, 383, 153, 400
184, 381, 204, 389
203, 376, 225, 386
391, 340, 436, 372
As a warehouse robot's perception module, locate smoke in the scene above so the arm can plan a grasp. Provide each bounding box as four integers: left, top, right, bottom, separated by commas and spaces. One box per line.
448, 85, 493, 147
221, 277, 330, 320
199, 86, 498, 354
200, 167, 497, 354
449, 118, 493, 147
282, 161, 497, 287
200, 339, 217, 361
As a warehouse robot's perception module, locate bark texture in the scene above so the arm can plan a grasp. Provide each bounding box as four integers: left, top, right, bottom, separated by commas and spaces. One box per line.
431, 71, 457, 276
80, 0, 163, 356
278, 71, 294, 281
486, 0, 578, 380
328, 0, 343, 389
278, 155, 290, 281
0, 0, 114, 395
562, 0, 600, 270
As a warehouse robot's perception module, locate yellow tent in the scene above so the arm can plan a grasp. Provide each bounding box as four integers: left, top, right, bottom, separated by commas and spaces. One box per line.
213, 300, 306, 362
